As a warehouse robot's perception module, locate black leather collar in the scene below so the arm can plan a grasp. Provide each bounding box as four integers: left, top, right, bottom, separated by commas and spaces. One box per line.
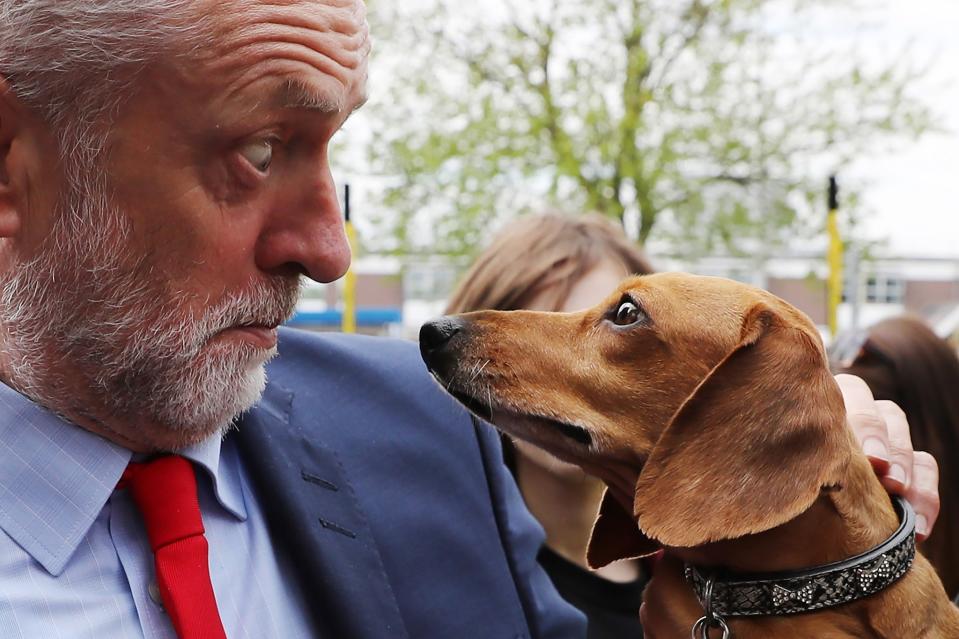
685, 496, 916, 618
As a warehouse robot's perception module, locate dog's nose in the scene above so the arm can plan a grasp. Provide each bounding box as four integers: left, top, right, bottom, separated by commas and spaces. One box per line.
419, 317, 463, 363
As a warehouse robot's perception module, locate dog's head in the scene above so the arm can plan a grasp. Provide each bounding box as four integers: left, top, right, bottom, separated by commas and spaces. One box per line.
420, 272, 850, 566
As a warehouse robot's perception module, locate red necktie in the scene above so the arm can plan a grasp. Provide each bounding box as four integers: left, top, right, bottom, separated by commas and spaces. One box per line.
122, 456, 228, 639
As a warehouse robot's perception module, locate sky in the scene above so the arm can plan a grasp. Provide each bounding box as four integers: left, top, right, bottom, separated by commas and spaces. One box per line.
838, 1, 958, 258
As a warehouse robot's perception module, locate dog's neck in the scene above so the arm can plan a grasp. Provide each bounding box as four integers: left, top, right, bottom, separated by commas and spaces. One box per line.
590, 403, 955, 635
667, 441, 897, 575
638, 434, 959, 637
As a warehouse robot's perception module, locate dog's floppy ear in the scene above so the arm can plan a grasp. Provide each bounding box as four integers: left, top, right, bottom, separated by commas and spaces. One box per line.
587, 489, 661, 569
632, 304, 850, 548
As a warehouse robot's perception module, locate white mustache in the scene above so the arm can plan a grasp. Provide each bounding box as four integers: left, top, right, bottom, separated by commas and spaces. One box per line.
193, 277, 301, 348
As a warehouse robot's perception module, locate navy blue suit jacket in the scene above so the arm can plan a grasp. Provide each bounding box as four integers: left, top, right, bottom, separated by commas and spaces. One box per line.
232, 328, 586, 638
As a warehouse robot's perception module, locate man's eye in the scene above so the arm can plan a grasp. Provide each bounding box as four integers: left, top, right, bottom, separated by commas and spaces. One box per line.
239, 139, 274, 173
613, 300, 643, 326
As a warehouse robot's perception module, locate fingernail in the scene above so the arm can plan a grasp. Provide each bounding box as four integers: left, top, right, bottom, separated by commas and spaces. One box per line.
862, 438, 889, 462
887, 464, 907, 485
917, 514, 929, 537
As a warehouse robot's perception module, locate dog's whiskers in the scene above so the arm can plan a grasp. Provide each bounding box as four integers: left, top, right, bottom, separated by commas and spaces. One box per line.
443, 373, 458, 393
467, 359, 491, 387
486, 384, 493, 421
476, 358, 490, 377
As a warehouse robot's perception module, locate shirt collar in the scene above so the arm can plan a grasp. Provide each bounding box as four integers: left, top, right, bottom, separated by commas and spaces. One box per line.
0, 382, 246, 577
178, 432, 248, 522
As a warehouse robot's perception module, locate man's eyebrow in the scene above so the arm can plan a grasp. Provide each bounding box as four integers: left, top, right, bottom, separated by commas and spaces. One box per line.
273, 78, 365, 114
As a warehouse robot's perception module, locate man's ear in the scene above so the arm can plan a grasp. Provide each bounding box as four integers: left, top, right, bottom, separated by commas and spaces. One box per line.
631, 304, 851, 548
0, 76, 29, 239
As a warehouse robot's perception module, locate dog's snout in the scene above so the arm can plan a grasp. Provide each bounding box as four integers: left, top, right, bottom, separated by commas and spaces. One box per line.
419, 317, 465, 365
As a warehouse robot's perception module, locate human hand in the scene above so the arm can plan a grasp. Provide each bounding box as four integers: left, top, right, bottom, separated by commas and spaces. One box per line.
835, 374, 940, 540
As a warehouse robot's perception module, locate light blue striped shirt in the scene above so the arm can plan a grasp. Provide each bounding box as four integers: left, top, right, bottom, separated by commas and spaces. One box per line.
0, 381, 312, 638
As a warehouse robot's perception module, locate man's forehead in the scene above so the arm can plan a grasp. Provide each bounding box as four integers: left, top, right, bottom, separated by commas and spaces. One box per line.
193, 0, 370, 108
206, 0, 370, 51
212, 0, 367, 20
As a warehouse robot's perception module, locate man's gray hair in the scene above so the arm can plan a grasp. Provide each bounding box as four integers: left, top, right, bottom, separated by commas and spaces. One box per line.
0, 1, 212, 163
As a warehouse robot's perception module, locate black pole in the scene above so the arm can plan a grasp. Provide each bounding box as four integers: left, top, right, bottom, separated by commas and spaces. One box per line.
828, 175, 839, 211
344, 183, 351, 222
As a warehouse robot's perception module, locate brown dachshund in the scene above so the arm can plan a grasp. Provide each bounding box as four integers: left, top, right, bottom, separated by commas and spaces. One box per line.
420, 272, 959, 638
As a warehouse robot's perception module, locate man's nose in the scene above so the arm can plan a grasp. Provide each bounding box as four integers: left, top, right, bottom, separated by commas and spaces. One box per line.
255, 166, 351, 283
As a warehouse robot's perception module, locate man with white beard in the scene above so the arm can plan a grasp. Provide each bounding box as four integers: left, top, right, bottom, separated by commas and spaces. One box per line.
0, 2, 590, 637
0, 2, 940, 638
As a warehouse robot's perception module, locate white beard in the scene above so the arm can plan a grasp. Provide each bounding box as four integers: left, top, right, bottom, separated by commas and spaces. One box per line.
0, 169, 300, 447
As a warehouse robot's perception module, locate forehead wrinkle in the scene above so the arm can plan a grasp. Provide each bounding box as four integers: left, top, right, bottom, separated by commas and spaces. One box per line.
204, 0, 370, 104
216, 0, 368, 39
215, 21, 368, 74
204, 1, 369, 76
211, 34, 368, 115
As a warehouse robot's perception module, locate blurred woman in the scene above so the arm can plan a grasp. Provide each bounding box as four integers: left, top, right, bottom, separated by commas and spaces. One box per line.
446, 211, 654, 638
836, 315, 959, 598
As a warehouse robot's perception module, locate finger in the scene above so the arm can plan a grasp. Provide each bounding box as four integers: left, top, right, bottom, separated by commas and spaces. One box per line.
835, 374, 890, 471
874, 400, 914, 491
908, 452, 940, 540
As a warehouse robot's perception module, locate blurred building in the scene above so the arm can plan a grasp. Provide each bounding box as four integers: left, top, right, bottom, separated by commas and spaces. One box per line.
655, 253, 959, 344
296, 252, 959, 346
290, 256, 405, 336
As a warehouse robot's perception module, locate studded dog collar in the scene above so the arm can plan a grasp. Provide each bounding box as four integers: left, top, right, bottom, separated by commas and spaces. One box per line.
685, 496, 916, 619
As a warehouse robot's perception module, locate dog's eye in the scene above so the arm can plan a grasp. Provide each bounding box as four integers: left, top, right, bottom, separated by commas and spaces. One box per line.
614, 300, 642, 326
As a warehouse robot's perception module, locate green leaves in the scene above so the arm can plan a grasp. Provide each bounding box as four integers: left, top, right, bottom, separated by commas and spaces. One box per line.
351, 0, 935, 260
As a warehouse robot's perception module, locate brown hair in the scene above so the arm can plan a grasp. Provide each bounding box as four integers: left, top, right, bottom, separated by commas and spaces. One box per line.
841, 315, 959, 598
445, 211, 654, 314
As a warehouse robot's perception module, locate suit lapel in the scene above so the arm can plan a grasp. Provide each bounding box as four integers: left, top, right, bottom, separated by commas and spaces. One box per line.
233, 382, 409, 639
